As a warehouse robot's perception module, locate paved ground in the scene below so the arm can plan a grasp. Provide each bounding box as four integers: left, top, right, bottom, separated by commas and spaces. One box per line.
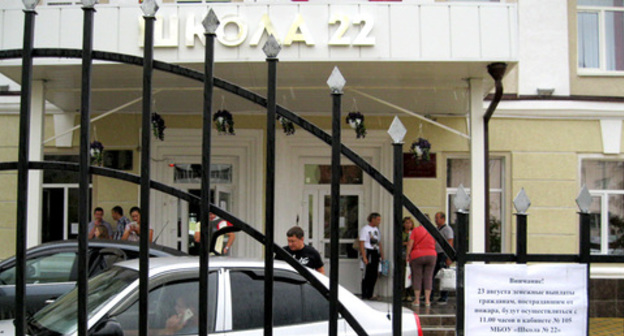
589, 318, 624, 336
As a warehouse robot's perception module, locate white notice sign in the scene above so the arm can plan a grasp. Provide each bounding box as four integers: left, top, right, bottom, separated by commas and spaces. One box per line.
465, 264, 587, 335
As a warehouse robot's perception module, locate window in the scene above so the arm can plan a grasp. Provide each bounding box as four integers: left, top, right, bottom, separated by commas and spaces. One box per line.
581, 159, 624, 255
173, 164, 233, 184
229, 269, 329, 331
304, 164, 363, 185
0, 252, 76, 285
115, 274, 218, 334
446, 158, 504, 252
578, 1, 624, 71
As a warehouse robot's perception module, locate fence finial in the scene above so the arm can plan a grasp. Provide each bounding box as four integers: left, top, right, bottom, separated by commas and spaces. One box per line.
22, 0, 38, 11
513, 188, 531, 214
326, 66, 346, 94
81, 0, 98, 8
388, 116, 406, 144
576, 185, 591, 214
141, 0, 159, 17
454, 184, 471, 213
203, 8, 220, 34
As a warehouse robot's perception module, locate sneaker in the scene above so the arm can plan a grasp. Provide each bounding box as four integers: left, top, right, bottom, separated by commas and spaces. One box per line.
436, 298, 448, 305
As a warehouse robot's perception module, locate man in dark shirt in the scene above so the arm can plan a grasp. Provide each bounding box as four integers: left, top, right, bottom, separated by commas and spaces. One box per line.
281, 226, 325, 274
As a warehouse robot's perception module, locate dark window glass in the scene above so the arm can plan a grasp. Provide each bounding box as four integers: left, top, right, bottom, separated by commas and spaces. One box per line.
0, 252, 76, 285
229, 269, 329, 331
102, 150, 133, 170
304, 165, 363, 185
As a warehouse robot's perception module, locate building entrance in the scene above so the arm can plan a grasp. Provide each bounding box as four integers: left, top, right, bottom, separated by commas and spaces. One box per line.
302, 164, 366, 293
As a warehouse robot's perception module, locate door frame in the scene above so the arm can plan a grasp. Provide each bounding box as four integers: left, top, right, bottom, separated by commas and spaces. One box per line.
42, 183, 92, 240
275, 130, 393, 294
152, 128, 263, 257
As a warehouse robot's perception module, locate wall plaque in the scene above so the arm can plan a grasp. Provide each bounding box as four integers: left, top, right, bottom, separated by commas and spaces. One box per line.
403, 153, 436, 178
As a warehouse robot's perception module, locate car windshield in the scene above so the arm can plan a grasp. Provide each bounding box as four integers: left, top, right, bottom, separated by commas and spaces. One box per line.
28, 266, 138, 335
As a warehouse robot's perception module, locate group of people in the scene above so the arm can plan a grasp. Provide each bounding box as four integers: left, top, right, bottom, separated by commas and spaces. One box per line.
88, 206, 153, 242
404, 212, 454, 307
279, 211, 453, 306
89, 204, 452, 306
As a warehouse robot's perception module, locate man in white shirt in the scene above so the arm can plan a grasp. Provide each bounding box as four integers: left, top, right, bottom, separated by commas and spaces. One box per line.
359, 212, 384, 300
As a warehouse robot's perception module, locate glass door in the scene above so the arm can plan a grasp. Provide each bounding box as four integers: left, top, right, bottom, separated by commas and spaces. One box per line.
303, 186, 363, 293
184, 186, 233, 255
42, 185, 90, 242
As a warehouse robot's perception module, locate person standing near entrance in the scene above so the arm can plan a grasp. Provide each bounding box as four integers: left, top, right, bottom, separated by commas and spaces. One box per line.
279, 226, 325, 274
111, 206, 131, 240
406, 222, 437, 307
88, 207, 113, 240
359, 212, 384, 300
432, 211, 454, 305
122, 207, 154, 242
193, 213, 236, 255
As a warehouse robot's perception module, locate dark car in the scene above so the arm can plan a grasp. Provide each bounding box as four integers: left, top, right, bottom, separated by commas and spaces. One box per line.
0, 239, 186, 320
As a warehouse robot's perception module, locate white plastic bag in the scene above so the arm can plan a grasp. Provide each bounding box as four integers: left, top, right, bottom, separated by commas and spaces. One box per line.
404, 262, 412, 288
436, 267, 456, 291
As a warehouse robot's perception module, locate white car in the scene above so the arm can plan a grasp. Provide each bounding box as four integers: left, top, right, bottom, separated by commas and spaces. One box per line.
17, 257, 422, 336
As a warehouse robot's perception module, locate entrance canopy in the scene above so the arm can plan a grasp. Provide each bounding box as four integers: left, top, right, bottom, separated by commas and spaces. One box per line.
0, 0, 517, 117
0, 61, 503, 116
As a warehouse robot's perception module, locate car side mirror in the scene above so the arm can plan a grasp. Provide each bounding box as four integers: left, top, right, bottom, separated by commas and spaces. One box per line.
90, 316, 124, 336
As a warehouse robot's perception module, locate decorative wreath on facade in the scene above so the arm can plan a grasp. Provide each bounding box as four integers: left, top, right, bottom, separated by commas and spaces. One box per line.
213, 109, 235, 135
151, 112, 166, 141
410, 137, 431, 162
90, 141, 104, 166
345, 111, 367, 139
277, 116, 295, 135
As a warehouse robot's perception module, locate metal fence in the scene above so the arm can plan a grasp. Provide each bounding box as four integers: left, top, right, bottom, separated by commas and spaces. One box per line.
10, 2, 619, 336
5, 1, 454, 336
453, 187, 624, 336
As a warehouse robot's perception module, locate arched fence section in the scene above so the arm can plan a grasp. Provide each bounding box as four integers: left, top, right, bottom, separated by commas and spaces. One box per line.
2, 2, 451, 336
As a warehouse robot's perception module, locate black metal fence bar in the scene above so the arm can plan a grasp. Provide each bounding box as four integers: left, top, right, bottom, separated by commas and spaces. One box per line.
579, 212, 591, 335
392, 141, 404, 336
139, 12, 156, 336
263, 45, 278, 336
516, 212, 527, 264
0, 47, 457, 259
14, 6, 36, 336
199, 11, 217, 336
329, 84, 342, 336
455, 209, 468, 336
78, 5, 95, 336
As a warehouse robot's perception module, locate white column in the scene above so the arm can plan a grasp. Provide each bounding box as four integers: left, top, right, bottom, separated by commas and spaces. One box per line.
27, 80, 45, 248
469, 78, 485, 253
52, 113, 75, 147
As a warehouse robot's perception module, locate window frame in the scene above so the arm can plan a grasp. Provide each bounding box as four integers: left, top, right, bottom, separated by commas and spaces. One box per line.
580, 157, 624, 255
577, 4, 624, 75
445, 156, 506, 252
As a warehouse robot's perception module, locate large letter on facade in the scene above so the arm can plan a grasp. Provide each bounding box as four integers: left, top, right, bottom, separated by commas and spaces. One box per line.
250, 14, 280, 46
283, 14, 315, 46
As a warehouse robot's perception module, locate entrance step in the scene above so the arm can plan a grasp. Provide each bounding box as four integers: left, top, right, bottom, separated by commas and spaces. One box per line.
419, 313, 456, 327
420, 326, 456, 336
419, 313, 456, 336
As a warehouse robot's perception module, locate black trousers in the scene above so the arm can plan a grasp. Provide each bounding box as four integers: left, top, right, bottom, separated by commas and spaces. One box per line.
361, 249, 380, 299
